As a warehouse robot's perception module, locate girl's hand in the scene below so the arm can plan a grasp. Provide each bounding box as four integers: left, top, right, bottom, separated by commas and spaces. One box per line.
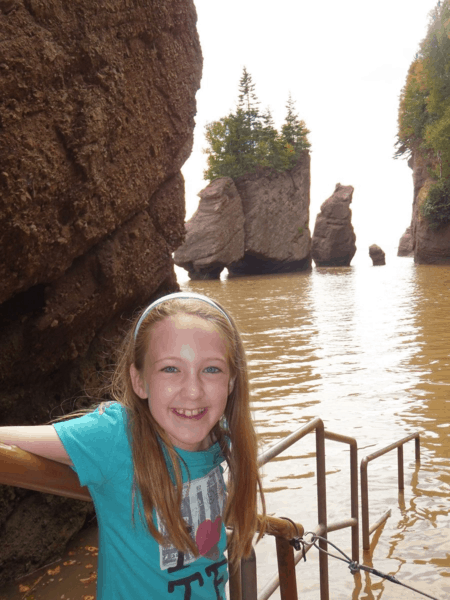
0, 425, 72, 465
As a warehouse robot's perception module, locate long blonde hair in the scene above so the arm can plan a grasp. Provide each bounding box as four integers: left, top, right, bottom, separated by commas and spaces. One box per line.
110, 295, 266, 564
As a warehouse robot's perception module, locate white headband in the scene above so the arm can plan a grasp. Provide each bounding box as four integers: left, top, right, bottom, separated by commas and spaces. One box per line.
133, 292, 232, 340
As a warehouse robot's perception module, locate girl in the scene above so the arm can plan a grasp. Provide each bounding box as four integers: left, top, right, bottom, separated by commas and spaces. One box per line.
0, 292, 266, 600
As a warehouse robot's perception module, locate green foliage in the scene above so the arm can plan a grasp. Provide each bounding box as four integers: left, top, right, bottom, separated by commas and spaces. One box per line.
420, 178, 450, 229
395, 60, 428, 157
397, 1, 450, 229
396, 1, 450, 163
204, 69, 311, 182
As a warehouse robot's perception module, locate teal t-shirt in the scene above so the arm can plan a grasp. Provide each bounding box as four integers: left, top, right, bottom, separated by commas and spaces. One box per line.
54, 402, 228, 600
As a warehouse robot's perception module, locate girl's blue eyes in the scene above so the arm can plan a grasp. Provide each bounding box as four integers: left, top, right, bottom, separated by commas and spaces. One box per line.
161, 366, 221, 374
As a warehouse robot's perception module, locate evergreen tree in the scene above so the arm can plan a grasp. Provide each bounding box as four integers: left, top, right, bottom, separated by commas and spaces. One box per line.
203, 69, 311, 182
280, 94, 311, 169
281, 94, 311, 151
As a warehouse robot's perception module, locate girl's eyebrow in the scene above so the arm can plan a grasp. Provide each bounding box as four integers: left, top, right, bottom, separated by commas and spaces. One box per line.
152, 355, 228, 364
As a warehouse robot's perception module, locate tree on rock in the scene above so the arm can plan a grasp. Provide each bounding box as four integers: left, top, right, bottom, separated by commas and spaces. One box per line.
279, 94, 311, 170
204, 68, 310, 182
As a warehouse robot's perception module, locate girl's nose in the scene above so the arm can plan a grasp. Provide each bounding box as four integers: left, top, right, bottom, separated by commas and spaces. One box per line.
184, 374, 203, 399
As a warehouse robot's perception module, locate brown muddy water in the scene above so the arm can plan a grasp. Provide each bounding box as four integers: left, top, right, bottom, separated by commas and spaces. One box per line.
1, 256, 449, 599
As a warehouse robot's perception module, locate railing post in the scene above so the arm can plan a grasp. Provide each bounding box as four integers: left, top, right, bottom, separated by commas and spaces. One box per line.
240, 547, 257, 600
415, 435, 421, 464
315, 422, 329, 600
361, 458, 370, 551
349, 442, 359, 564
276, 537, 298, 600
397, 445, 404, 491
229, 560, 242, 600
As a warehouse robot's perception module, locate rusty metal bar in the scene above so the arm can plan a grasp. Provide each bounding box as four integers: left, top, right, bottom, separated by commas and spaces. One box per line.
368, 509, 391, 536
241, 547, 258, 600
363, 432, 420, 463
258, 523, 327, 600
258, 417, 324, 467
258, 515, 304, 540
361, 432, 420, 550
324, 430, 359, 563
315, 421, 329, 600
229, 560, 242, 600
327, 517, 358, 533
0, 443, 91, 501
398, 445, 404, 491
276, 537, 298, 600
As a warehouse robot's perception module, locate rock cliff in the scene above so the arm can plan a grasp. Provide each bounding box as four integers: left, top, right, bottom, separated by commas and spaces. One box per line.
311, 184, 356, 267
175, 152, 311, 278
174, 178, 245, 279
401, 152, 450, 263
0, 0, 201, 583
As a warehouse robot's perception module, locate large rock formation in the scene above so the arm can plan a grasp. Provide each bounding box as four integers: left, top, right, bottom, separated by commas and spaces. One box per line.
174, 178, 245, 279
175, 152, 311, 278
230, 152, 311, 275
0, 0, 201, 584
369, 244, 386, 266
403, 152, 450, 264
397, 226, 414, 257
311, 184, 356, 267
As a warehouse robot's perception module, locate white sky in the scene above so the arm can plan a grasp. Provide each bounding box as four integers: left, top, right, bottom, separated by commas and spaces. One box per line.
181, 0, 438, 259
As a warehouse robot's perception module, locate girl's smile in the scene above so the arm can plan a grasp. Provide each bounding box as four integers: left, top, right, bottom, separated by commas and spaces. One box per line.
130, 313, 233, 452
172, 407, 207, 419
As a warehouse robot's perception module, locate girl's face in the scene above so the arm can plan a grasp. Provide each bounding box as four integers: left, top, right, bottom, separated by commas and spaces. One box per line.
130, 313, 234, 452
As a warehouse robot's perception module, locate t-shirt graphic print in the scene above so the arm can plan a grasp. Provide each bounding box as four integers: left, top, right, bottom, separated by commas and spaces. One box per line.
158, 465, 226, 569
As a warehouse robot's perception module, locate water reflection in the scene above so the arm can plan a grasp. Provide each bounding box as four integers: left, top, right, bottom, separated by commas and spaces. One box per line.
181, 258, 450, 599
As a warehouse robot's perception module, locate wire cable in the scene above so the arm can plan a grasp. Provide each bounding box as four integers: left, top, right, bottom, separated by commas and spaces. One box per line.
300, 532, 442, 600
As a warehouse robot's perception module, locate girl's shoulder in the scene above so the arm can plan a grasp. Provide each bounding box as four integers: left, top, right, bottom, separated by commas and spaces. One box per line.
97, 400, 125, 418
54, 401, 128, 446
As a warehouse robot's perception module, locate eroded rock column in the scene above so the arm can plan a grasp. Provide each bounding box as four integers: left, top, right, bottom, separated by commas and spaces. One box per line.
311, 184, 356, 267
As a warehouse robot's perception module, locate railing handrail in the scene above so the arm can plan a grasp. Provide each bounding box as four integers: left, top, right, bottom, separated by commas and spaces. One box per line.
360, 432, 420, 550
361, 432, 420, 465
257, 417, 324, 466
0, 443, 91, 501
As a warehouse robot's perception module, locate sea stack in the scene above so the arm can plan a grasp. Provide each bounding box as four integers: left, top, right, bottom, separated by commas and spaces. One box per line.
311, 184, 356, 267
174, 178, 245, 279
369, 244, 386, 266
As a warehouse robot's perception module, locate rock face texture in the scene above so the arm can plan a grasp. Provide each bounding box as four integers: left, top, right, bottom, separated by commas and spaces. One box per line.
369, 244, 386, 266
174, 178, 245, 279
176, 152, 311, 278
406, 152, 450, 264
311, 184, 356, 267
230, 152, 311, 275
0, 0, 201, 584
398, 226, 414, 257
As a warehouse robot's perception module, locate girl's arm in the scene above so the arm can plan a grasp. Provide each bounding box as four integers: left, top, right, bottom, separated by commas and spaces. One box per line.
0, 426, 72, 465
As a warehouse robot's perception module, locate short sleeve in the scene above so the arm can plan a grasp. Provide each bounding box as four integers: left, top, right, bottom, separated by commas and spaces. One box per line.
53, 402, 128, 488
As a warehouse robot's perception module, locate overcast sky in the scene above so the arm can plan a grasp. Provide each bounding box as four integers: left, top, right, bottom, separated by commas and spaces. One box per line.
181, 0, 438, 260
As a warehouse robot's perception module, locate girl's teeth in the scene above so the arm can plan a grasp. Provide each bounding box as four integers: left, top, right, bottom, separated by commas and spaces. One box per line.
175, 408, 204, 417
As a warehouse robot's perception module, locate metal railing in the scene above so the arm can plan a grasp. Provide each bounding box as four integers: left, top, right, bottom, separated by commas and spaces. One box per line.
360, 432, 420, 550
256, 417, 329, 600
0, 442, 91, 501
231, 418, 360, 600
